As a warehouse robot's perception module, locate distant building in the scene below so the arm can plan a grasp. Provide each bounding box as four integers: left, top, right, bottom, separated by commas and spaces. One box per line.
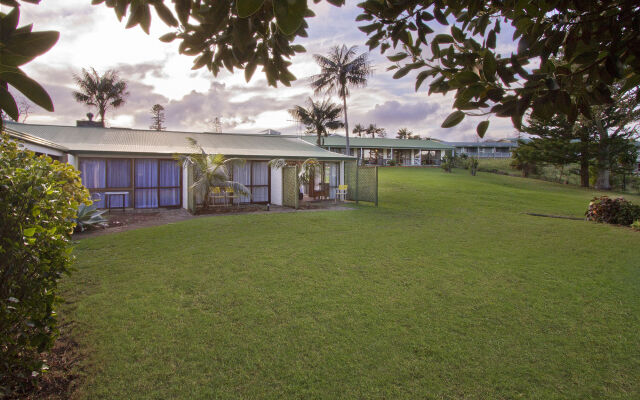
446, 139, 519, 158
301, 135, 453, 166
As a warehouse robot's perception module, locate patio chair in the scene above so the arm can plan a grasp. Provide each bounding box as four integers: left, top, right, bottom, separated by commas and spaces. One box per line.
335, 184, 348, 203
210, 187, 226, 206
225, 187, 240, 207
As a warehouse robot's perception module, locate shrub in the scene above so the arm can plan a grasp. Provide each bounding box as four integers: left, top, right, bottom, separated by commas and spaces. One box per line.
468, 158, 479, 176
75, 203, 108, 232
441, 155, 453, 172
387, 159, 396, 166
585, 196, 640, 226
0, 133, 89, 395
632, 220, 640, 231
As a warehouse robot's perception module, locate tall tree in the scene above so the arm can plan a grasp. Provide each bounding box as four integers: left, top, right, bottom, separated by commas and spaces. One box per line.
289, 98, 344, 146
521, 85, 639, 189
396, 128, 413, 139
365, 123, 386, 138
72, 68, 128, 123
353, 123, 366, 137
149, 104, 166, 131
311, 45, 372, 155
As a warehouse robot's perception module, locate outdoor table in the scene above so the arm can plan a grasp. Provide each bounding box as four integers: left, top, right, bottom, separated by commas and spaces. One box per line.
104, 191, 127, 212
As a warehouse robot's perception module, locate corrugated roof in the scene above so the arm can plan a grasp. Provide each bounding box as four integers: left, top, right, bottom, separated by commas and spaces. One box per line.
3, 121, 354, 160
3, 125, 70, 151
301, 135, 453, 150
447, 141, 518, 147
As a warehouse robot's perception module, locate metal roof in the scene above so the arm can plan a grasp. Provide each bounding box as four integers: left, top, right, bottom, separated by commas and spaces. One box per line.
447, 141, 518, 147
301, 135, 453, 150
3, 121, 354, 160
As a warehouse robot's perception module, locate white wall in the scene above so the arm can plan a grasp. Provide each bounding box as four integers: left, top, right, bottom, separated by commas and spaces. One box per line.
270, 167, 283, 206
182, 165, 188, 209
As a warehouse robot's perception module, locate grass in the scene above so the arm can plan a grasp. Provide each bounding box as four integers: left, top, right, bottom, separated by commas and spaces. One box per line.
64, 168, 640, 399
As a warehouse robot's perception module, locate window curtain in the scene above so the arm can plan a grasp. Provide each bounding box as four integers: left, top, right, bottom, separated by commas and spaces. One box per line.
106, 159, 131, 207
233, 163, 251, 203
79, 159, 106, 189
251, 162, 269, 202
135, 159, 158, 208
159, 160, 180, 206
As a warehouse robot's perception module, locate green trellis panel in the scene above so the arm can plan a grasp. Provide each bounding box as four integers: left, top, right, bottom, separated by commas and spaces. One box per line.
344, 161, 378, 205
282, 165, 299, 209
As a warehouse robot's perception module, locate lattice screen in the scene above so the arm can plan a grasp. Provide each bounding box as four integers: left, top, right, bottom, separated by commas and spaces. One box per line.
282, 166, 299, 209
344, 161, 378, 205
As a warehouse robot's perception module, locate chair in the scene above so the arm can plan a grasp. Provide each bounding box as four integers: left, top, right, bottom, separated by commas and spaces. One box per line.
225, 187, 240, 207
335, 184, 348, 203
210, 187, 226, 206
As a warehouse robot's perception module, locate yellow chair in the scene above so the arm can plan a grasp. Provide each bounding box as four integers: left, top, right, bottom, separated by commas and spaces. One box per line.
335, 184, 348, 202
225, 187, 240, 207
210, 186, 226, 206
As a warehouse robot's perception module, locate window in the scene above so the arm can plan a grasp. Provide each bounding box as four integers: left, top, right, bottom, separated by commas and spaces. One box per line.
232, 161, 270, 204
79, 158, 181, 209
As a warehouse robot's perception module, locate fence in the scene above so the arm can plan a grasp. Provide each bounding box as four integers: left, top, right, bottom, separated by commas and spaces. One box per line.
345, 161, 378, 206
282, 165, 299, 209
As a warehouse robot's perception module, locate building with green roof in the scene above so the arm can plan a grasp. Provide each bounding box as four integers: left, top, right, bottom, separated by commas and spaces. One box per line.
300, 135, 453, 166
3, 121, 355, 211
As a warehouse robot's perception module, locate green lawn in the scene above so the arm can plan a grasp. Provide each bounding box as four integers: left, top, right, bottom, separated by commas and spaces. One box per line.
65, 168, 640, 399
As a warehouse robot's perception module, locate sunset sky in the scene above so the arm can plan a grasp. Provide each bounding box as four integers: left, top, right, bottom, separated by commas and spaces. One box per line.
13, 1, 518, 141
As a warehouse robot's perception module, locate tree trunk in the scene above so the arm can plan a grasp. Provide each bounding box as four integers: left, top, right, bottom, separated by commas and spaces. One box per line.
580, 154, 590, 187
595, 168, 611, 190
343, 95, 350, 156
594, 119, 611, 190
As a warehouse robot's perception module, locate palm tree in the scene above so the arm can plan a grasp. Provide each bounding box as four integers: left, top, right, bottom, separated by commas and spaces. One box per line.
289, 98, 344, 146
175, 138, 250, 209
268, 158, 321, 185
72, 68, 128, 123
311, 45, 372, 155
366, 123, 386, 138
396, 128, 412, 139
353, 123, 366, 137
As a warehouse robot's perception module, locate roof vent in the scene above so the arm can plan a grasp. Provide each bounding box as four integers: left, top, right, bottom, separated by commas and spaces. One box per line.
261, 129, 281, 135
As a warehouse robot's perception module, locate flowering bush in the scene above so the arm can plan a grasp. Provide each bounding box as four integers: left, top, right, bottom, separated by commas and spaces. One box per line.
585, 196, 640, 226
0, 133, 89, 395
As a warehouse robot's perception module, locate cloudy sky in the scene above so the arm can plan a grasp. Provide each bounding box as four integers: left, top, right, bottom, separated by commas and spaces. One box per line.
12, 1, 519, 141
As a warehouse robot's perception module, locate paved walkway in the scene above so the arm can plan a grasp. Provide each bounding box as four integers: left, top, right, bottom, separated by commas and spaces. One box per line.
73, 203, 355, 239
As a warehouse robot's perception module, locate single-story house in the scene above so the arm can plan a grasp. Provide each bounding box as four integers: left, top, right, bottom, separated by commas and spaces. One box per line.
3, 121, 355, 210
447, 140, 519, 158
301, 135, 454, 166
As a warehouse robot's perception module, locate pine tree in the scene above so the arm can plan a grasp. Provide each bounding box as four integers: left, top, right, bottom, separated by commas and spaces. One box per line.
150, 104, 166, 131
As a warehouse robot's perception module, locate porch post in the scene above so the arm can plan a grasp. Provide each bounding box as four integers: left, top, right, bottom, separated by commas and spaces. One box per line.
419, 149, 422, 165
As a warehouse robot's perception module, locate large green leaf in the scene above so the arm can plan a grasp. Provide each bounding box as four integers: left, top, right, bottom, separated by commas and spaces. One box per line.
441, 110, 465, 128
0, 85, 19, 121
237, 0, 264, 18
2, 31, 59, 67
476, 120, 489, 138
273, 0, 307, 35
0, 68, 54, 111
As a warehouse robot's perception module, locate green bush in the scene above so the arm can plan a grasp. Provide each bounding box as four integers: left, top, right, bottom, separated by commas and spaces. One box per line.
585, 196, 640, 226
632, 220, 640, 231
441, 155, 453, 172
0, 133, 89, 395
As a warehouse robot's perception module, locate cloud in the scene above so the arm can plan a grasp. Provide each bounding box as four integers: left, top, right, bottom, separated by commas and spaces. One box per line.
364, 101, 439, 125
